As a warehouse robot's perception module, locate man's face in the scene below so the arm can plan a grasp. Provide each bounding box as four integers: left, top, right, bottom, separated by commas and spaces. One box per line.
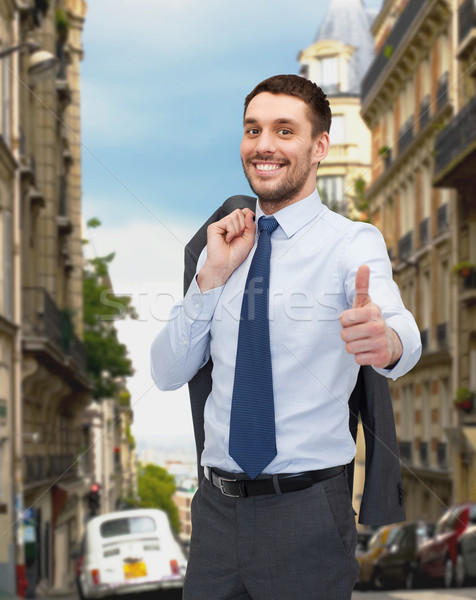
240, 92, 325, 208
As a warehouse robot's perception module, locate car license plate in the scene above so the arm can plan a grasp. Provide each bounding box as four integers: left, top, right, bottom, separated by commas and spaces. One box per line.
123, 561, 147, 579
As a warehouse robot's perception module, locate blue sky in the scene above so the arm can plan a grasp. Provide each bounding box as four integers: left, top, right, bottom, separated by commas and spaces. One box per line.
81, 0, 382, 438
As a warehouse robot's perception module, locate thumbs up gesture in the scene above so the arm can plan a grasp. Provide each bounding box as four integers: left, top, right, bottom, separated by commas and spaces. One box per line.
340, 265, 403, 369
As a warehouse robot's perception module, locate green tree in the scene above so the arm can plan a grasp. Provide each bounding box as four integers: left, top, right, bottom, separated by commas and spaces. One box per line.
138, 464, 180, 533
83, 219, 137, 399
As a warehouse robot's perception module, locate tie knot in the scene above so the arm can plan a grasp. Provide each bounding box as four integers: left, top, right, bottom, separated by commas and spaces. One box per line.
258, 216, 279, 235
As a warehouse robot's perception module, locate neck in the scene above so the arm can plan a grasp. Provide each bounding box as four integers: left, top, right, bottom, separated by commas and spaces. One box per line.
259, 185, 317, 215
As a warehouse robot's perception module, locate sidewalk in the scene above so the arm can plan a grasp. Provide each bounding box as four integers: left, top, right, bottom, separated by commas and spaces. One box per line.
0, 593, 22, 600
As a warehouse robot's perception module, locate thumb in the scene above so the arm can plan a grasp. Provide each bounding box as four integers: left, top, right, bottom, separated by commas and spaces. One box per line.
353, 265, 371, 308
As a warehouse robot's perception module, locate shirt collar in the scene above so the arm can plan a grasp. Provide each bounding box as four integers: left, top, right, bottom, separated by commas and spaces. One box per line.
254, 189, 325, 239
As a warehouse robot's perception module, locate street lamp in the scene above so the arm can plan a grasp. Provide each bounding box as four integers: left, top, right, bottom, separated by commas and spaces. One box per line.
0, 41, 58, 80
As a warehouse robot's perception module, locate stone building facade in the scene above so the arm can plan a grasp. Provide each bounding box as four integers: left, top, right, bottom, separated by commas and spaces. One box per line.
298, 0, 375, 219
361, 0, 476, 521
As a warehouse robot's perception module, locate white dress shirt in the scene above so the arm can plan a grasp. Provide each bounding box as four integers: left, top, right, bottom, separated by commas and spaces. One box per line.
151, 190, 421, 474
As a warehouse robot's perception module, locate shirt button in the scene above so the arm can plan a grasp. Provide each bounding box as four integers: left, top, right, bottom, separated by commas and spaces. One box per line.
182, 340, 189, 346
194, 303, 200, 310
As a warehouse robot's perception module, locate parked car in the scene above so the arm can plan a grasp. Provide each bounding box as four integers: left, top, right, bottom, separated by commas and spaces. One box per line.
419, 502, 476, 588
455, 523, 476, 587
76, 508, 187, 599
372, 521, 434, 590
356, 524, 399, 589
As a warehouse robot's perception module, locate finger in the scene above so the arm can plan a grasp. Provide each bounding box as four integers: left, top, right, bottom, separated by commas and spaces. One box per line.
224, 211, 246, 243
353, 265, 371, 308
242, 209, 256, 234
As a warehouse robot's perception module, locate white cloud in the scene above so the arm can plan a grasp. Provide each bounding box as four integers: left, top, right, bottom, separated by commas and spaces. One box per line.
89, 217, 197, 438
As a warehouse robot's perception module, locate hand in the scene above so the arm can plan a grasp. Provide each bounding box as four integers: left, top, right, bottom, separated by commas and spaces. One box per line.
197, 208, 256, 292
340, 265, 403, 369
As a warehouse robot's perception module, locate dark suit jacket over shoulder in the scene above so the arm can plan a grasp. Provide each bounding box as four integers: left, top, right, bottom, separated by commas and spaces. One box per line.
183, 195, 405, 526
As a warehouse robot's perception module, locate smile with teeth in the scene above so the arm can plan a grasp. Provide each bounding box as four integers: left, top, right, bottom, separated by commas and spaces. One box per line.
254, 162, 283, 172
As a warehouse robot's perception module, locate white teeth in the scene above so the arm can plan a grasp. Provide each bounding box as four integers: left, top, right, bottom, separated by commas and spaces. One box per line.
256, 163, 280, 171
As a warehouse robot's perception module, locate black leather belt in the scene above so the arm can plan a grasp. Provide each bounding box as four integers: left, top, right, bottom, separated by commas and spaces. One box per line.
205, 465, 345, 498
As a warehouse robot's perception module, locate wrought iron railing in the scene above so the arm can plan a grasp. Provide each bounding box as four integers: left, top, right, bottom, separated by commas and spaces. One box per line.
25, 454, 76, 483
462, 267, 476, 291
434, 96, 476, 177
458, 0, 476, 44
22, 287, 87, 372
56, 40, 67, 81
361, 0, 426, 100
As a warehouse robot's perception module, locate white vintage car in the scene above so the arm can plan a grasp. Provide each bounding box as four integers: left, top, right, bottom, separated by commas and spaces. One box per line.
76, 508, 187, 599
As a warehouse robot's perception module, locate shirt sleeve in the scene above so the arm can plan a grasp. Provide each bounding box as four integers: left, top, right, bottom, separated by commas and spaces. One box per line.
340, 223, 422, 381
150, 248, 224, 390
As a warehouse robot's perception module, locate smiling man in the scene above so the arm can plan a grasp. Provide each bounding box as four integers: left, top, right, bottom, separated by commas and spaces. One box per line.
151, 75, 421, 600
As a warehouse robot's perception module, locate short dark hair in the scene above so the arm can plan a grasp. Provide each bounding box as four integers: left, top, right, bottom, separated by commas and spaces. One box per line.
244, 74, 332, 137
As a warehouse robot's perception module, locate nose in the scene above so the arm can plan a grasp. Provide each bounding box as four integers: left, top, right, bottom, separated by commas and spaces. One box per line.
255, 129, 276, 155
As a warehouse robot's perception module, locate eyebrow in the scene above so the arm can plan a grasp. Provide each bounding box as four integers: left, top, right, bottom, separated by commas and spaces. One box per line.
243, 117, 300, 127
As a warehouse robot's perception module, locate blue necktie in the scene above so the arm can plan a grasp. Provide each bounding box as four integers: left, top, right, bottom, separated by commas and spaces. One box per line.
229, 216, 279, 479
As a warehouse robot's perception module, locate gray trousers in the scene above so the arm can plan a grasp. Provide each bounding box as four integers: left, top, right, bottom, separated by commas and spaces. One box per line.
183, 469, 359, 600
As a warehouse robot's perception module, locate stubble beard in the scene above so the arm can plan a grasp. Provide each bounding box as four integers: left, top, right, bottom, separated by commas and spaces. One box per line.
241, 150, 314, 211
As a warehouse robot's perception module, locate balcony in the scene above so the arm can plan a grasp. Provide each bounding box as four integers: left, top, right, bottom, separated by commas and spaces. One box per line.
462, 267, 476, 291
57, 175, 72, 235
398, 117, 414, 156
399, 440, 413, 463
398, 231, 413, 262
25, 453, 76, 484
419, 217, 430, 247
458, 0, 476, 54
434, 96, 476, 188
437, 204, 449, 235
22, 287, 87, 373
361, 0, 425, 102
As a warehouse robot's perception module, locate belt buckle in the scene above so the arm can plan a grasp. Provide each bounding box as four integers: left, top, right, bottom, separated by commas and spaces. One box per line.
218, 476, 241, 498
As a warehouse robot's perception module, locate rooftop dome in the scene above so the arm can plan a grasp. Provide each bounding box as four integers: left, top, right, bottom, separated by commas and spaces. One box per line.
315, 0, 376, 94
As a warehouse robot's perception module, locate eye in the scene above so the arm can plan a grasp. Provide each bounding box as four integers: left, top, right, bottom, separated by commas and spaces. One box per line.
246, 128, 260, 136
278, 129, 292, 136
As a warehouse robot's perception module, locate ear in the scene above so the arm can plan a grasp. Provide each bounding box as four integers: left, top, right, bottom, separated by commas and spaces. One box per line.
311, 131, 330, 166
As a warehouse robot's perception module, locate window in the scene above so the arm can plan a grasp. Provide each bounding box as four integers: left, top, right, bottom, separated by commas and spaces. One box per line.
400, 181, 415, 235
100, 516, 156, 538
439, 378, 450, 434
401, 385, 414, 441
422, 382, 430, 442
422, 164, 431, 219
0, 55, 11, 146
317, 56, 339, 93
421, 271, 431, 334
438, 260, 449, 324
317, 176, 346, 214
0, 210, 13, 320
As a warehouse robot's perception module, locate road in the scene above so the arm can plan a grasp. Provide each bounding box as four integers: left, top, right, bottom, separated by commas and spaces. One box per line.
41, 587, 476, 600
353, 587, 476, 599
